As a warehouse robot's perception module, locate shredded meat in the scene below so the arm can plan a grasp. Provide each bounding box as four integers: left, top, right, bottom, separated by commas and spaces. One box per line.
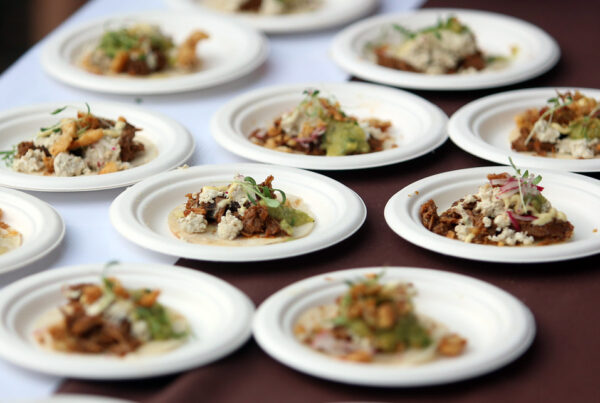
374, 46, 420, 72
240, 0, 262, 11
375, 46, 487, 74
16, 141, 49, 157
241, 205, 283, 237
119, 122, 144, 162
49, 300, 141, 356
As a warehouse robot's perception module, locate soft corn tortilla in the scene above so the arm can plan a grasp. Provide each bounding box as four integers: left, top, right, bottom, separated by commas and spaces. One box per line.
168, 195, 315, 246
295, 304, 450, 366
33, 306, 189, 358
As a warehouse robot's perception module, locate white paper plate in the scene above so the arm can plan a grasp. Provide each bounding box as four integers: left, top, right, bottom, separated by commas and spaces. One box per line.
0, 102, 194, 192
384, 166, 600, 263
211, 82, 448, 170
253, 266, 535, 386
42, 11, 268, 94
449, 87, 600, 172
165, 0, 378, 34
0, 263, 254, 379
110, 163, 366, 261
0, 187, 64, 274
331, 8, 560, 90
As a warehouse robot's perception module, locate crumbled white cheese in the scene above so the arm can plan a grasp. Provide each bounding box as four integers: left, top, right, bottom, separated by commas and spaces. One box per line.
532, 120, 561, 143
393, 30, 478, 74
104, 299, 135, 324
12, 149, 46, 173
83, 136, 121, 171
557, 138, 597, 159
493, 213, 511, 229
198, 187, 224, 204
33, 133, 61, 149
178, 212, 208, 233
131, 320, 151, 341
53, 152, 89, 176
482, 217, 492, 228
217, 210, 243, 240
454, 223, 471, 241
488, 228, 534, 246
226, 183, 248, 204
475, 184, 505, 217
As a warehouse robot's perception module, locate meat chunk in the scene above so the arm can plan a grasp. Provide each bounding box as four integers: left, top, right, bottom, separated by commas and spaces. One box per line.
241, 205, 283, 237
119, 124, 144, 162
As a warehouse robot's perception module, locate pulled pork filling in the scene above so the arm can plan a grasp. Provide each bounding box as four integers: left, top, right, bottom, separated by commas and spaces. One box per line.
177, 174, 314, 241
295, 274, 466, 363
512, 91, 600, 159
420, 172, 574, 246
9, 108, 145, 177
36, 276, 188, 356
371, 17, 495, 75
81, 23, 208, 76
249, 89, 395, 156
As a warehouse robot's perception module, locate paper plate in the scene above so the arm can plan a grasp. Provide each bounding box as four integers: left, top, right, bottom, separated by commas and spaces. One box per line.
0, 102, 193, 192
211, 82, 448, 170
0, 263, 254, 379
331, 8, 560, 90
0, 187, 64, 274
384, 166, 600, 263
165, 0, 378, 34
449, 87, 600, 172
41, 11, 268, 94
110, 163, 366, 261
253, 266, 535, 386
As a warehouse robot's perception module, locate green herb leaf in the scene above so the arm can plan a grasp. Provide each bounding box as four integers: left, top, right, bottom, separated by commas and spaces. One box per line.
51, 106, 68, 115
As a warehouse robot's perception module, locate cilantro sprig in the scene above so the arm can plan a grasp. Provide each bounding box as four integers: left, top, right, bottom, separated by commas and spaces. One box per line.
0, 146, 16, 167
233, 176, 286, 208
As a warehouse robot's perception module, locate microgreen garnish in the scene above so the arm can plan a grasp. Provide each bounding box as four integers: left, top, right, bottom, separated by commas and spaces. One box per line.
101, 260, 120, 291
508, 157, 544, 212
38, 104, 94, 137
51, 106, 68, 115
392, 24, 416, 39
233, 176, 286, 208
525, 92, 574, 145
302, 88, 320, 97
0, 146, 16, 167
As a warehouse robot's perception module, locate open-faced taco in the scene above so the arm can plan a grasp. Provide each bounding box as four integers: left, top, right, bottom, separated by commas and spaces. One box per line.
34, 264, 189, 357
168, 174, 315, 246
81, 23, 208, 77
420, 161, 574, 246
295, 273, 466, 364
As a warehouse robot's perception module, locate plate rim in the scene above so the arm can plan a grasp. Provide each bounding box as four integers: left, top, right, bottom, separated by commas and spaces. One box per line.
448, 86, 600, 172
383, 166, 600, 263
0, 187, 65, 274
253, 266, 536, 387
164, 0, 379, 34
41, 11, 269, 94
211, 81, 449, 170
331, 7, 561, 91
0, 262, 255, 379
0, 101, 195, 192
109, 163, 367, 261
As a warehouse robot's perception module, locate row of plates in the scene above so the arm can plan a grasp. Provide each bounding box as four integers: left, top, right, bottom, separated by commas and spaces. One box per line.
0, 263, 534, 387
41, 9, 560, 93
2, 162, 600, 274
1, 85, 598, 194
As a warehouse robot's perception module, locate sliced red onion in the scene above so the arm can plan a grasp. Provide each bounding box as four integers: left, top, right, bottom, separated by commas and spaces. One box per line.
506, 210, 521, 231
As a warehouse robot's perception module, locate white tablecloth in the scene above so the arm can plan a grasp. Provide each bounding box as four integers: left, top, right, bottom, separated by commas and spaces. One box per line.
0, 0, 422, 398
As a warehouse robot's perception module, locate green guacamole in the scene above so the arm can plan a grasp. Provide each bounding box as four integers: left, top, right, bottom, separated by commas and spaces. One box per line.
263, 202, 314, 235
321, 121, 370, 156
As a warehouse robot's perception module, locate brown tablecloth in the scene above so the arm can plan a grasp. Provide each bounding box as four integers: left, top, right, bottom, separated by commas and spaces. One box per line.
59, 1, 600, 402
